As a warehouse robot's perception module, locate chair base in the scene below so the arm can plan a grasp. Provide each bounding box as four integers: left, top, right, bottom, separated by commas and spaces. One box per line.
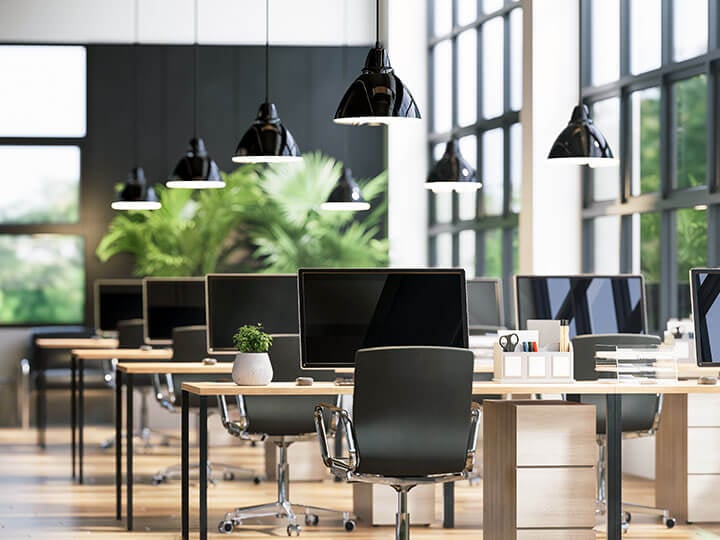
152, 461, 260, 485
596, 500, 677, 530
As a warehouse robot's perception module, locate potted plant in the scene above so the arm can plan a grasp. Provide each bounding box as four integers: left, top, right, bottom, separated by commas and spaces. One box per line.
231, 323, 273, 385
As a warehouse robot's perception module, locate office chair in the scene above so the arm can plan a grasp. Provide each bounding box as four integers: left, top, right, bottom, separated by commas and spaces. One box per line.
216, 335, 352, 536
151, 325, 256, 485
570, 333, 676, 531
315, 346, 481, 540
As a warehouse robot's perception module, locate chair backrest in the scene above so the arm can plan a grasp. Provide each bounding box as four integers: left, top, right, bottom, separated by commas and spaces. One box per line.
352, 346, 474, 477
243, 335, 335, 436
117, 319, 145, 348
169, 326, 227, 408
30, 326, 93, 371
572, 333, 662, 434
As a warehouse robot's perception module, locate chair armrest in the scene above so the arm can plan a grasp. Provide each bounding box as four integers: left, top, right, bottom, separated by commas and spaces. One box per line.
465, 401, 482, 472
314, 402, 358, 475
152, 374, 175, 411
215, 395, 262, 441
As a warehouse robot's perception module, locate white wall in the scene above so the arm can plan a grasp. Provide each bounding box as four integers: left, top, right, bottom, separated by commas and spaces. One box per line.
0, 0, 375, 45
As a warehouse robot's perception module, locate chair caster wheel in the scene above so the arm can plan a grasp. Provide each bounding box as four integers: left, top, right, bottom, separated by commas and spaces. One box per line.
333, 475, 343, 483
665, 517, 676, 528
344, 519, 356, 532
253, 476, 262, 485
305, 514, 319, 526
621, 521, 629, 534
218, 520, 234, 534
623, 511, 631, 523
223, 471, 235, 481
151, 475, 165, 486
287, 524, 301, 536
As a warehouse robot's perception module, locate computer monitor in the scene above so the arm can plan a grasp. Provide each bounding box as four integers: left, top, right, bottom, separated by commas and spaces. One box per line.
514, 274, 647, 338
466, 278, 504, 332
94, 279, 143, 335
143, 277, 206, 345
205, 274, 299, 354
298, 268, 468, 369
690, 268, 720, 367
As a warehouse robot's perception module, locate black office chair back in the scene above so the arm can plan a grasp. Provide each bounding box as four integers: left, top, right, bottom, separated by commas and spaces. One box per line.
352, 346, 474, 477
30, 326, 93, 371
170, 325, 226, 408
117, 319, 145, 348
572, 333, 662, 434
244, 336, 335, 436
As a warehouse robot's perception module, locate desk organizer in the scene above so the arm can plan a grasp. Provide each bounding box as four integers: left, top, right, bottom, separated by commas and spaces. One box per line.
493, 344, 574, 383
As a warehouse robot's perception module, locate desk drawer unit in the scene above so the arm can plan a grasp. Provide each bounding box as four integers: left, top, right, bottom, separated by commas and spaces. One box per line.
484, 400, 596, 539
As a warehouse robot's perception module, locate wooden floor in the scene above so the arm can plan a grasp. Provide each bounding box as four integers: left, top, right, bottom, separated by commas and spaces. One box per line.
1, 427, 720, 539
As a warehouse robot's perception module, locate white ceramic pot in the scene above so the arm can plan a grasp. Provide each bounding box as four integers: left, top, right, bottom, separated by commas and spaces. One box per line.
232, 352, 273, 386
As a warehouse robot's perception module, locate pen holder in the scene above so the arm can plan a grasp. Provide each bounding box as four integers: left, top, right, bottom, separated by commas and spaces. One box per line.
493, 344, 574, 383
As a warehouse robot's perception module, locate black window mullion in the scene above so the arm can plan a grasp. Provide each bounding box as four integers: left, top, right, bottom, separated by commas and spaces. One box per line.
501, 226, 514, 321
662, 0, 672, 66
709, 204, 720, 266
582, 218, 593, 272
711, 62, 720, 194
620, 214, 634, 274
659, 209, 677, 321
620, 0, 631, 77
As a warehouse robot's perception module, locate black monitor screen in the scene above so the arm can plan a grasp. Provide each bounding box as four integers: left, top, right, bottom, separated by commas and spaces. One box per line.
94, 279, 143, 334
143, 278, 206, 345
691, 268, 720, 366
206, 274, 299, 353
515, 275, 646, 338
467, 278, 503, 331
299, 269, 468, 369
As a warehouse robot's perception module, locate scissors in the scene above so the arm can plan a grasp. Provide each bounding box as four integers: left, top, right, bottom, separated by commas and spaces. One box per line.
498, 333, 519, 353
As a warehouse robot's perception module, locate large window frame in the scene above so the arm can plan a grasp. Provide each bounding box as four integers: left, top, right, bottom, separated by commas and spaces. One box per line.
427, 0, 522, 325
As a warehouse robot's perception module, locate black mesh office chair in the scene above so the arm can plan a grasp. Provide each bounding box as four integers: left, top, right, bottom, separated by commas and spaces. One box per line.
571, 333, 676, 530
152, 325, 255, 485
315, 346, 481, 540
216, 335, 352, 536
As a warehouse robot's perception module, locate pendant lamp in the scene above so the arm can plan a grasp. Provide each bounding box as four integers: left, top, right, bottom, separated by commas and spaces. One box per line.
547, 0, 617, 167
167, 0, 225, 188
334, 0, 420, 125
321, 167, 370, 211
232, 0, 301, 163
113, 0, 162, 211
425, 139, 481, 193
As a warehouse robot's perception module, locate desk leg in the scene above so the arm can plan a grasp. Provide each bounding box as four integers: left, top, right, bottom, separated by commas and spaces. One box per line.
78, 360, 84, 485
181, 390, 189, 540
443, 483, 454, 528
115, 370, 122, 521
126, 373, 134, 531
199, 396, 208, 540
606, 394, 622, 540
71, 355, 76, 480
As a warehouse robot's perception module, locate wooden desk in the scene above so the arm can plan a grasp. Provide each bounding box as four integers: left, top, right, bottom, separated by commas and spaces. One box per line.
70, 348, 172, 485
115, 361, 232, 531
33, 337, 118, 449
180, 379, 720, 540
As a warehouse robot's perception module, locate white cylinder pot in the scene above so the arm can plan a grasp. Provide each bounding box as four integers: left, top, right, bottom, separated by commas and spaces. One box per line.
232, 352, 273, 386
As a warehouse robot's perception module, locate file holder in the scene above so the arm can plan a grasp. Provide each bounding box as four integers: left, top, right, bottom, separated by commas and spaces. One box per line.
493, 344, 574, 383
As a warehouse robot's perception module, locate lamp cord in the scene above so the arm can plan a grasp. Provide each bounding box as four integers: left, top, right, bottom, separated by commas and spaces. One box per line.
343, 2, 349, 161
133, 0, 140, 170
265, 0, 269, 103
375, 0, 380, 48
578, 0, 582, 106
193, 0, 198, 138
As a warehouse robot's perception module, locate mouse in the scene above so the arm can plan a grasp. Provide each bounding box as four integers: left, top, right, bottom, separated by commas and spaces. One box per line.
139, 345, 152, 351
202, 357, 217, 365
698, 375, 718, 385
295, 376, 314, 386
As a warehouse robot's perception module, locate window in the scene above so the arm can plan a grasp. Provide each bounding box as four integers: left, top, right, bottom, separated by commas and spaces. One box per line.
0, 46, 87, 324
428, 1, 522, 325
583, 1, 713, 334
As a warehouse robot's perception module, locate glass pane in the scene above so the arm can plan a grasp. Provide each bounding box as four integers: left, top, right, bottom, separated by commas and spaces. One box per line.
510, 8, 523, 111
0, 234, 85, 324
0, 146, 80, 224
631, 87, 661, 195
640, 212, 661, 333
510, 123, 521, 213
459, 135, 478, 220
433, 0, 453, 36
591, 0, 619, 85
0, 46, 86, 137
630, 0, 661, 74
677, 207, 707, 318
459, 230, 476, 277
483, 0, 504, 14
593, 216, 621, 273
673, 75, 707, 190
591, 98, 621, 201
458, 0, 478, 26
457, 29, 477, 126
674, 0, 708, 62
435, 233, 453, 266
485, 229, 502, 278
433, 41, 453, 133
482, 17, 504, 119
482, 128, 504, 215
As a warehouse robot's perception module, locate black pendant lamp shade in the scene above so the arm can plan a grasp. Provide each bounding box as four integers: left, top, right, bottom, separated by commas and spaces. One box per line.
321, 167, 370, 211
425, 140, 481, 193
547, 104, 618, 167
112, 167, 161, 210
232, 102, 301, 163
166, 137, 225, 188
334, 45, 420, 126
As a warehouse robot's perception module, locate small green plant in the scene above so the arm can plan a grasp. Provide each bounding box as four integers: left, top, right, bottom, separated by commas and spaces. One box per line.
232, 324, 273, 353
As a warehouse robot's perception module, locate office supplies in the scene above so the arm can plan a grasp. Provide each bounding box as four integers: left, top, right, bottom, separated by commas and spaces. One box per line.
532, 341, 538, 352
466, 277, 504, 332
698, 375, 718, 385
143, 277, 206, 345
202, 357, 217, 365
94, 279, 143, 336
295, 376, 313, 386
498, 333, 519, 352
298, 268, 468, 369
559, 319, 570, 352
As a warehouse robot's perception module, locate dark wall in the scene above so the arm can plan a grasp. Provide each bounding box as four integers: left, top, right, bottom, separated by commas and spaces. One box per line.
82, 44, 385, 324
